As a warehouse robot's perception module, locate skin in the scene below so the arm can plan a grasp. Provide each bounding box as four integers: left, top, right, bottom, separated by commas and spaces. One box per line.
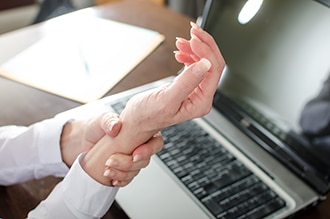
60, 111, 163, 187
60, 112, 122, 167
81, 22, 226, 186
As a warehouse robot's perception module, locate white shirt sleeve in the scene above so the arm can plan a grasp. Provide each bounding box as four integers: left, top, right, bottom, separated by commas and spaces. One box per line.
27, 153, 119, 219
0, 118, 70, 185
0, 119, 118, 218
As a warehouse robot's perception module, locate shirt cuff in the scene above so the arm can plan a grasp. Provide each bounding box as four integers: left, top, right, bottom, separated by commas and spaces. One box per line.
36, 118, 71, 177
62, 153, 119, 218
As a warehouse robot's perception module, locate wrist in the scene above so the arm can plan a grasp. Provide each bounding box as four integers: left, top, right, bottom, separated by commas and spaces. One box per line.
119, 111, 160, 150
81, 135, 119, 186
60, 119, 80, 167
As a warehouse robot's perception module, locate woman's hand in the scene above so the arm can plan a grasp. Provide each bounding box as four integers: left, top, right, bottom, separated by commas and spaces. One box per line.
60, 112, 121, 167
81, 23, 225, 186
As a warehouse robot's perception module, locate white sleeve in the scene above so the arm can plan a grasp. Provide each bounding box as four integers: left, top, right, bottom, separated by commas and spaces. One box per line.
0, 118, 69, 186
28, 153, 119, 219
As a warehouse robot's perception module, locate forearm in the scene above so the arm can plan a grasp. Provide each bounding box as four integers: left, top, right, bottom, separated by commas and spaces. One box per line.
60, 119, 86, 167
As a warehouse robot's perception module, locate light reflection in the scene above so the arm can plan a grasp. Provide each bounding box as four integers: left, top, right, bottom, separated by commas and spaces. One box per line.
238, 0, 264, 24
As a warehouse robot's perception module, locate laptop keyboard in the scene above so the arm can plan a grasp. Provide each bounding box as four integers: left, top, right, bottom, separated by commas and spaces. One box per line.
110, 99, 286, 219
160, 121, 286, 219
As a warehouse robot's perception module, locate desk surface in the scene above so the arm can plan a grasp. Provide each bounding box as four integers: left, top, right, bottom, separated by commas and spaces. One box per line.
0, 0, 329, 218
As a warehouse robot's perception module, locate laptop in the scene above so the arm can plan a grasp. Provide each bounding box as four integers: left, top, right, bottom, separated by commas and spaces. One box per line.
57, 0, 330, 218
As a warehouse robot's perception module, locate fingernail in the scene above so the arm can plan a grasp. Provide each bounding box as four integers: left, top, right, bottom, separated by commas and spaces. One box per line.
190, 21, 202, 31
112, 180, 119, 186
153, 131, 162, 137
108, 118, 119, 132
105, 158, 119, 167
133, 154, 143, 162
103, 169, 111, 177
175, 37, 186, 43
191, 58, 211, 77
200, 58, 212, 71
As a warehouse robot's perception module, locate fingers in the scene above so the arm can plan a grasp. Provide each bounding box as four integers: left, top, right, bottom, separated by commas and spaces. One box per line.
103, 132, 164, 187
175, 37, 192, 55
105, 133, 163, 171
131, 132, 163, 162
176, 22, 225, 100
175, 22, 225, 74
111, 179, 134, 187
175, 37, 196, 65
190, 22, 225, 76
103, 166, 140, 187
190, 22, 222, 60
174, 50, 195, 66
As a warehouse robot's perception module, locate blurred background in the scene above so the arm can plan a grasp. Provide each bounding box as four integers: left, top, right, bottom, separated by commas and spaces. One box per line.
0, 0, 206, 35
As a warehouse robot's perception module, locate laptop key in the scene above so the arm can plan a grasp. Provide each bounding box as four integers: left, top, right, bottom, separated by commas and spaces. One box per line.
202, 196, 226, 216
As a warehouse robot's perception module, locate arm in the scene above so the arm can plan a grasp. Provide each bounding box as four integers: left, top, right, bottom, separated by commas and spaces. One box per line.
25, 113, 163, 218
0, 112, 163, 218
81, 22, 226, 185
0, 112, 121, 186
27, 128, 163, 218
0, 118, 70, 186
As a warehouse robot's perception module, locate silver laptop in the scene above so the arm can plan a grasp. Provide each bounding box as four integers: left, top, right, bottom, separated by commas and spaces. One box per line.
57, 0, 330, 218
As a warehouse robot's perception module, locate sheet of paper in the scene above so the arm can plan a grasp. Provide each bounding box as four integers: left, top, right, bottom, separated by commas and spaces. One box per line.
0, 17, 164, 103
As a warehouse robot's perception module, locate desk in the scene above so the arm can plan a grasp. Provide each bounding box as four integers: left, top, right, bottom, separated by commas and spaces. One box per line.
0, 0, 329, 218
0, 0, 190, 218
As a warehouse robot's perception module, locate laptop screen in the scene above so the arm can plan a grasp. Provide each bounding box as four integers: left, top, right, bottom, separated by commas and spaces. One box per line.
201, 0, 330, 193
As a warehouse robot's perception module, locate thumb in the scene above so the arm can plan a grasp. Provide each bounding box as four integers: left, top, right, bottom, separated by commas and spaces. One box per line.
86, 112, 121, 143
100, 112, 121, 137
165, 58, 211, 104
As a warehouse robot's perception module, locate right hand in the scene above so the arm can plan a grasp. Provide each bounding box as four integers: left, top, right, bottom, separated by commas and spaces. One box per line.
118, 21, 225, 148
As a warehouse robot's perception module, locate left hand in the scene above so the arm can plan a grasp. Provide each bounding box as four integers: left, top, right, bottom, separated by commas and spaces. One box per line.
103, 132, 163, 187
61, 112, 164, 187
60, 112, 121, 167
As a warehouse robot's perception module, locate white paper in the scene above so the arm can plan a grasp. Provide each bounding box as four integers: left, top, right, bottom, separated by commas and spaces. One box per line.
0, 17, 164, 103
